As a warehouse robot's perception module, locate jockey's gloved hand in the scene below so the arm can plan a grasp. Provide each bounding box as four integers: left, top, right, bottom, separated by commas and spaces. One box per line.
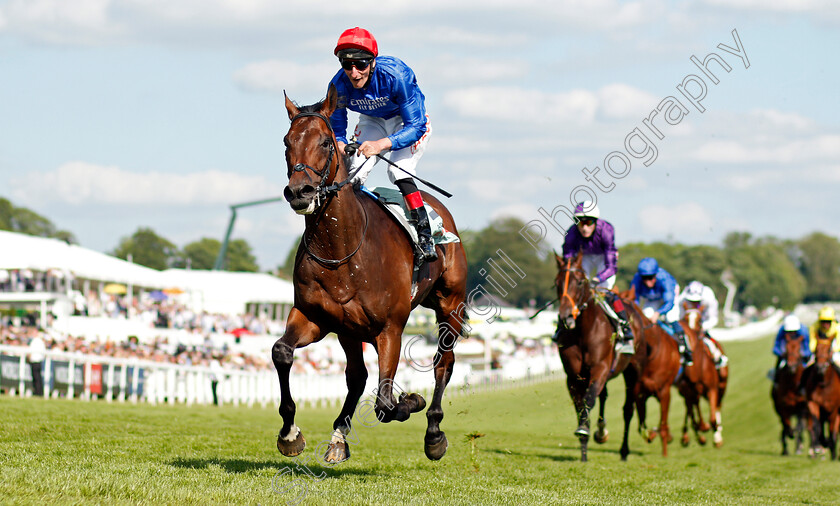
344, 142, 360, 156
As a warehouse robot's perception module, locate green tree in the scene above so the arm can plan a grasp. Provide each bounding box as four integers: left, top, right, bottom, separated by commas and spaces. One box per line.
796, 232, 840, 302
724, 233, 805, 310
225, 239, 259, 272
278, 238, 302, 279
174, 237, 260, 272
0, 197, 77, 243
467, 217, 555, 307
112, 227, 178, 271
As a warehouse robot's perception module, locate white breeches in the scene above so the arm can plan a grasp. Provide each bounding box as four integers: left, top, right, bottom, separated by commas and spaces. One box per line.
348, 114, 431, 184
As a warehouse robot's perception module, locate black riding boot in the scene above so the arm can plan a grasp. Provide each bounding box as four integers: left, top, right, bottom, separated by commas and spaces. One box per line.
410, 205, 438, 263
397, 178, 437, 263
604, 292, 634, 354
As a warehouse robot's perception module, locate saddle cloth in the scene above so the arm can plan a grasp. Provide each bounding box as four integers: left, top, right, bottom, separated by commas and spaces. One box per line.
362, 186, 461, 246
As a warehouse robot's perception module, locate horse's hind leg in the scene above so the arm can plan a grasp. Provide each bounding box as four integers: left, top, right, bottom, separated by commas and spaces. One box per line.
324, 336, 368, 464
594, 385, 609, 444
681, 400, 691, 447
620, 369, 639, 461
423, 306, 465, 461
657, 385, 673, 456
272, 309, 323, 457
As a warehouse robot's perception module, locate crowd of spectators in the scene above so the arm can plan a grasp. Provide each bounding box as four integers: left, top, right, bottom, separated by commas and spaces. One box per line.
0, 321, 272, 372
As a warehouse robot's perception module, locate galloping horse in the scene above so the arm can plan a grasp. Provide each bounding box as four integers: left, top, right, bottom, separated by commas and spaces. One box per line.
771, 333, 807, 456
554, 251, 624, 462
804, 338, 840, 460
616, 295, 681, 460
676, 306, 723, 448
554, 252, 679, 461
274, 87, 468, 463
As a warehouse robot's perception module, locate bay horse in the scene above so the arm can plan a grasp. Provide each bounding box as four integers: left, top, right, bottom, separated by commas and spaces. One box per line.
804, 338, 840, 460
676, 305, 723, 448
554, 252, 678, 461
616, 294, 681, 460
771, 333, 807, 455
274, 86, 468, 463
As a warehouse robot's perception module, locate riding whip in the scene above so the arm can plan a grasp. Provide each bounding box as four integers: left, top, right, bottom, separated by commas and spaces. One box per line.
345, 142, 453, 198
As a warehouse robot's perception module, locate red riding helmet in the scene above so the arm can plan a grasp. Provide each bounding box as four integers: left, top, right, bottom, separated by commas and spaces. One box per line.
334, 27, 378, 59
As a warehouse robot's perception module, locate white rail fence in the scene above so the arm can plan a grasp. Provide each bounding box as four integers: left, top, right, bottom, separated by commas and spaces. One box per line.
0, 344, 562, 408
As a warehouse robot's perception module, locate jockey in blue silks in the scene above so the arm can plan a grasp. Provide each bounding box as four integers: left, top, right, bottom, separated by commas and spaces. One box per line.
554, 201, 635, 355
772, 314, 811, 368
328, 27, 436, 262
632, 257, 693, 365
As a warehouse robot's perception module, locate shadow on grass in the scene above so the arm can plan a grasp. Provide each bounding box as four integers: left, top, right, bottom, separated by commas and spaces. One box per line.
484, 449, 578, 462
168, 457, 379, 478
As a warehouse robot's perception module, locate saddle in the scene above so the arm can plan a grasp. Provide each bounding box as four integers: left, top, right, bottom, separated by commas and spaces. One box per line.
361, 186, 460, 249
361, 186, 460, 297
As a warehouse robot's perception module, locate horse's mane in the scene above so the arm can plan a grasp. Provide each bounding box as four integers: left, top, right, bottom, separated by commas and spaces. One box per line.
296, 100, 325, 114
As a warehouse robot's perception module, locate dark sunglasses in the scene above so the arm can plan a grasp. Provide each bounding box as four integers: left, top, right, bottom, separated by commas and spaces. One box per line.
641, 275, 656, 281
577, 218, 597, 226
340, 58, 372, 71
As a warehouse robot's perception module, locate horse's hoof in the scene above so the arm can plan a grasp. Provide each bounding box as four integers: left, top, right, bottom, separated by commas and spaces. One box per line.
714, 440, 723, 448
400, 392, 427, 413
681, 435, 690, 447
277, 428, 306, 457
575, 426, 590, 439
713, 433, 723, 448
324, 440, 350, 464
424, 433, 448, 460
645, 430, 657, 443
699, 422, 711, 432
594, 429, 609, 444
698, 435, 707, 446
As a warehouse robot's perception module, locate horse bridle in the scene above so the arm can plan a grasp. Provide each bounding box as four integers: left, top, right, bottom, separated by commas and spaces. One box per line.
556, 259, 592, 320
287, 111, 357, 201
288, 111, 368, 265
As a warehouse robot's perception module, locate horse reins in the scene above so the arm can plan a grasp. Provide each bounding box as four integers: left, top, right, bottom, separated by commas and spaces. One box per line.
288, 110, 367, 265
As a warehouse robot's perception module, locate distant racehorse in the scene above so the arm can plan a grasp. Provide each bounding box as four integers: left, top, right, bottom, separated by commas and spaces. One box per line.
273, 87, 468, 463
676, 306, 723, 448
772, 333, 807, 456
617, 291, 681, 460
804, 338, 840, 460
554, 253, 679, 461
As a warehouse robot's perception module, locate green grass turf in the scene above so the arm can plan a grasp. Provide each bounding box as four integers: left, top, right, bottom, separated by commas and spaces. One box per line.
1, 334, 838, 505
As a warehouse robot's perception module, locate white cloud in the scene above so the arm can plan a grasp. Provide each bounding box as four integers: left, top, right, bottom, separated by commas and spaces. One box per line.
0, 0, 122, 44
693, 134, 840, 164
596, 84, 659, 120
700, 0, 837, 13
442, 83, 658, 125
748, 109, 814, 131
233, 60, 336, 96
10, 162, 286, 207
638, 202, 714, 236
443, 87, 597, 124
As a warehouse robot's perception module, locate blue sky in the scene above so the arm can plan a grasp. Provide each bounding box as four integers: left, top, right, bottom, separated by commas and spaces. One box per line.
1, 1, 839, 270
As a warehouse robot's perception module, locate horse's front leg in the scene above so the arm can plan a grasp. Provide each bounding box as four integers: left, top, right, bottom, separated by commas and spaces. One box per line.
373, 326, 417, 424
324, 336, 368, 464
594, 385, 609, 444
578, 371, 607, 462
272, 308, 324, 457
